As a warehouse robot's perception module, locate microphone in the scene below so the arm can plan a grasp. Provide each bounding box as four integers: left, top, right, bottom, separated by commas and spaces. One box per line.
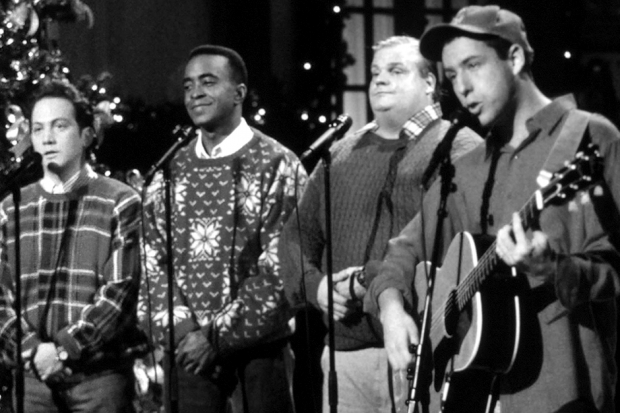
301, 114, 353, 160
420, 109, 469, 190
144, 125, 195, 185
0, 149, 42, 199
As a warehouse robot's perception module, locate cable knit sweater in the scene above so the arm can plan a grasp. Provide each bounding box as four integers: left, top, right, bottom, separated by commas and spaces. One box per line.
280, 118, 481, 350
140, 128, 307, 357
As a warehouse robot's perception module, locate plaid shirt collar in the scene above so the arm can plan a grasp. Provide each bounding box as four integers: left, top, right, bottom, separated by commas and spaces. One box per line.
360, 102, 443, 140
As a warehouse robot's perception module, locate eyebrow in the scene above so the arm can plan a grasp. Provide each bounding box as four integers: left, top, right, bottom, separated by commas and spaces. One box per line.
32, 117, 72, 125
183, 73, 218, 84
370, 61, 407, 71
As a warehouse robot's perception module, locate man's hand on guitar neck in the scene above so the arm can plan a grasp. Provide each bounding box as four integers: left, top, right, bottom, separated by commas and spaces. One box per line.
496, 213, 556, 280
378, 288, 419, 371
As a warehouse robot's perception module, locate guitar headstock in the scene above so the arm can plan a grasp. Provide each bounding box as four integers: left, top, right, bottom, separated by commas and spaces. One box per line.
541, 143, 603, 207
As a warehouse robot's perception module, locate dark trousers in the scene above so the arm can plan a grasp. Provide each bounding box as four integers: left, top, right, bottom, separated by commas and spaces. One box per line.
19, 370, 135, 413
165, 341, 294, 413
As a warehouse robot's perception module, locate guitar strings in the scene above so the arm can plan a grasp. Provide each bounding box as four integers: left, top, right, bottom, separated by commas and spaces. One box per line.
428, 192, 537, 336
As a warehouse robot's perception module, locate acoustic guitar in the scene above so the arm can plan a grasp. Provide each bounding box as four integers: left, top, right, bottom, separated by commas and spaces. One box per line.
410, 144, 603, 412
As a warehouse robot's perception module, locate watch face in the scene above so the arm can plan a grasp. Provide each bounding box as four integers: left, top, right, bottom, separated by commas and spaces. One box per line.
57, 348, 69, 361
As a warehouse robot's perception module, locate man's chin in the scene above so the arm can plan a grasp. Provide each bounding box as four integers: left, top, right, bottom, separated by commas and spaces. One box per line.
189, 113, 214, 128
46, 162, 62, 174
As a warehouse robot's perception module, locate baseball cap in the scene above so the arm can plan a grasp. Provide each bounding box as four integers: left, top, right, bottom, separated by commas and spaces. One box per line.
419, 5, 534, 62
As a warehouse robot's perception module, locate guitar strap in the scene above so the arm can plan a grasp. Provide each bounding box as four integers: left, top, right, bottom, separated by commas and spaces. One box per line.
536, 109, 592, 188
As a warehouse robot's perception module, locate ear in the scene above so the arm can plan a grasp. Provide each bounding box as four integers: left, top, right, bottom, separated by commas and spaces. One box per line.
234, 83, 247, 106
80, 126, 95, 150
508, 44, 526, 76
424, 71, 437, 96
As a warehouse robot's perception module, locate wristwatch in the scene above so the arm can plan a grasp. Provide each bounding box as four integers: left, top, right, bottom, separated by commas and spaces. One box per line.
56, 345, 69, 362
355, 268, 368, 289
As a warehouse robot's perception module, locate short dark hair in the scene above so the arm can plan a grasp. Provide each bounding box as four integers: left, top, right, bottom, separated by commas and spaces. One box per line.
188, 45, 248, 86
29, 79, 94, 130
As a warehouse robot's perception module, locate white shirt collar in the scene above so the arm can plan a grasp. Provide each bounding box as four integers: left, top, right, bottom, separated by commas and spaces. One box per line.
40, 163, 97, 194
195, 118, 254, 159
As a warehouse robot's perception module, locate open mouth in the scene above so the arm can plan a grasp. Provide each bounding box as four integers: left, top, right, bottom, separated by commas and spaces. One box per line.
467, 103, 481, 115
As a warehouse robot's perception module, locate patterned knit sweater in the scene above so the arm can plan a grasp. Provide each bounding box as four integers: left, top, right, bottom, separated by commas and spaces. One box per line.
140, 129, 307, 357
0, 171, 146, 365
280, 119, 481, 350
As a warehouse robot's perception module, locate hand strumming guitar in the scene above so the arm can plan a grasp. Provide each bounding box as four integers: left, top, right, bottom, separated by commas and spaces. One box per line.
378, 288, 419, 372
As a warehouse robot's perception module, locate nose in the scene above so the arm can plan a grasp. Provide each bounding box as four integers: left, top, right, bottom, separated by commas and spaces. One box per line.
41, 127, 55, 145
372, 70, 389, 87
187, 83, 205, 100
453, 72, 472, 99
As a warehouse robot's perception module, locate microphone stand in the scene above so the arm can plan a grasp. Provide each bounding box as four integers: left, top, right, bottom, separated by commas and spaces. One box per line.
12, 187, 24, 413
162, 162, 179, 413
0, 150, 42, 413
141, 125, 193, 413
407, 146, 456, 413
320, 150, 338, 413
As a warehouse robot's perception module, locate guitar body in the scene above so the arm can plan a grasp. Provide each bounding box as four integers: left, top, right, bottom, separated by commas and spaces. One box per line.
403, 146, 602, 413
413, 232, 521, 408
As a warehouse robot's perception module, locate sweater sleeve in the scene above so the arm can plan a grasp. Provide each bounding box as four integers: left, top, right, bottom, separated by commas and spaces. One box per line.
55, 191, 144, 360
279, 163, 327, 312
208, 152, 308, 356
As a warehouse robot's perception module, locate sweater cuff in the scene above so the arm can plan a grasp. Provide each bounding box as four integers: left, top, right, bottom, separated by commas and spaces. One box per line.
172, 318, 199, 347
200, 321, 228, 359
21, 332, 41, 356
56, 327, 82, 361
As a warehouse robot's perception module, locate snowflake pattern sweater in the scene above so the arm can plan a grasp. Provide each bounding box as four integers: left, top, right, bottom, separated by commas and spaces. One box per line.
140, 128, 307, 358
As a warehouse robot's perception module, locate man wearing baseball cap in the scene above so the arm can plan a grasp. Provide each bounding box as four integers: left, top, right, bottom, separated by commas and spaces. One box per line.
364, 5, 620, 413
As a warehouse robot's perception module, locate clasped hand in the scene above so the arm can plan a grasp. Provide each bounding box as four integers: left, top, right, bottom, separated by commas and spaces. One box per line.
22, 343, 70, 382
317, 266, 365, 321
175, 330, 217, 376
